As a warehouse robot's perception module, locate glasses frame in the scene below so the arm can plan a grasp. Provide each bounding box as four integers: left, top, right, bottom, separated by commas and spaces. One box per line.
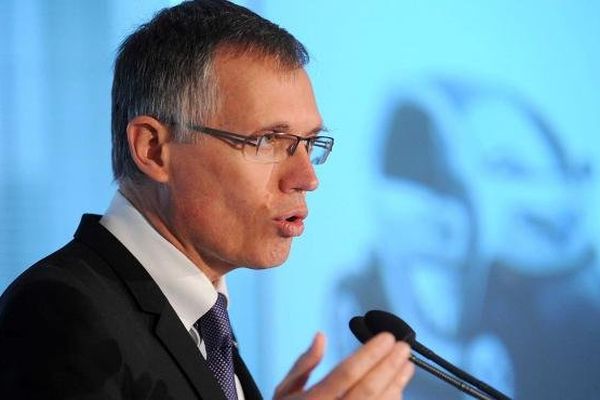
182, 123, 334, 165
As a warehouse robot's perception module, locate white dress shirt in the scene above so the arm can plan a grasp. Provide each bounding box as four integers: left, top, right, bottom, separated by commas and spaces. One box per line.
100, 191, 245, 399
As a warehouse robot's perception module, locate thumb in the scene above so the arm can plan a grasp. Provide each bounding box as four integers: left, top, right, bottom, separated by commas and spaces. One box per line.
273, 332, 326, 399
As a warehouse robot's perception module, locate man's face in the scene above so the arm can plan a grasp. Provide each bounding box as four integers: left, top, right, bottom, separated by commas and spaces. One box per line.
163, 52, 322, 277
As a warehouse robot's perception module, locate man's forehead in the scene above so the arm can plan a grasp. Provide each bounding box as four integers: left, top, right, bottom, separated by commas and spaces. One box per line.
210, 51, 322, 134
214, 43, 304, 72
212, 49, 307, 85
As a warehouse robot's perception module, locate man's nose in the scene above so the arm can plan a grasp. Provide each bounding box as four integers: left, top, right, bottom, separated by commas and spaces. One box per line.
279, 146, 319, 193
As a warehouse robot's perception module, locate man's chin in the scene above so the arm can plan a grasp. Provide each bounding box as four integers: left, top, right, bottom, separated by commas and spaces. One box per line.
245, 263, 283, 271
248, 256, 290, 270
228, 237, 293, 270
245, 247, 292, 270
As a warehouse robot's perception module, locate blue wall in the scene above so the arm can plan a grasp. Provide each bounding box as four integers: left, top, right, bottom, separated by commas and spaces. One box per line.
2, 1, 599, 399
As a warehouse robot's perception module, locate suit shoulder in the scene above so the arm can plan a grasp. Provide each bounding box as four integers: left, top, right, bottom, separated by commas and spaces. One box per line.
0, 241, 128, 394
4, 238, 112, 293
0, 239, 122, 329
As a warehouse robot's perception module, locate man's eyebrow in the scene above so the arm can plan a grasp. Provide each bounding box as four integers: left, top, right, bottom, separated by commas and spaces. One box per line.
312, 125, 330, 135
256, 123, 330, 136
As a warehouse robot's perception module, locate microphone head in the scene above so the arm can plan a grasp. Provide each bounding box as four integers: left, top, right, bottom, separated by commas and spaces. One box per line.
349, 316, 374, 344
364, 310, 416, 345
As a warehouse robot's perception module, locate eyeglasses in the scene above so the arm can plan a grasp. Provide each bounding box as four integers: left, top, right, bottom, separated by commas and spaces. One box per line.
182, 123, 334, 165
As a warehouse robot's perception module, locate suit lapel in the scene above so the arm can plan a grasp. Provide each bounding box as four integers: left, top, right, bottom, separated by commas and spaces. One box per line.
154, 307, 227, 400
74, 214, 227, 400
233, 346, 263, 400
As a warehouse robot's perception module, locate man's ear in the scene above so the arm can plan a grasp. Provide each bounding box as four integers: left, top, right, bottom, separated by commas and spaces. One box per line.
126, 116, 171, 183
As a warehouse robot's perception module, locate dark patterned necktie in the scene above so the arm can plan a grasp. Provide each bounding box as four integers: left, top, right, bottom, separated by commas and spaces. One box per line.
195, 293, 239, 400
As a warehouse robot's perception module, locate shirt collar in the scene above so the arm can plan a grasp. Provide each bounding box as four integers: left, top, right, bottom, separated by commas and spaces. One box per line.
99, 191, 228, 331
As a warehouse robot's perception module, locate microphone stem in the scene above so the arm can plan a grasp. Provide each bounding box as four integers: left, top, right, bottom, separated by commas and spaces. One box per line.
410, 354, 494, 400
413, 342, 512, 400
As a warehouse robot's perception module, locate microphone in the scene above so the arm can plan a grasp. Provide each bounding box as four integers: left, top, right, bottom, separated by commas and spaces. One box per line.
363, 310, 511, 400
349, 311, 512, 400
350, 316, 493, 399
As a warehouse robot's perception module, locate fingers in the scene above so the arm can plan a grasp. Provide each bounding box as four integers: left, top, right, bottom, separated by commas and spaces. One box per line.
342, 340, 412, 400
274, 332, 414, 400
274, 332, 326, 399
308, 332, 411, 399
378, 357, 415, 400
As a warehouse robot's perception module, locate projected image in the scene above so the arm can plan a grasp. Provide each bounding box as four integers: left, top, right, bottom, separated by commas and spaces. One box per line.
332, 78, 599, 399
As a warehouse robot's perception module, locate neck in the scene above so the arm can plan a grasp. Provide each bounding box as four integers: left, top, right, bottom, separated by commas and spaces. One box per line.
119, 182, 227, 284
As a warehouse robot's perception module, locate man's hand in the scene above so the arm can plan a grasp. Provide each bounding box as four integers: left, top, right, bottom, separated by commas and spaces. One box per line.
274, 332, 414, 399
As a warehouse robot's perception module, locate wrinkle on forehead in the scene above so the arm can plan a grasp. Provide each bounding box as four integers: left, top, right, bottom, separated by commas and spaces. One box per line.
215, 42, 305, 72
208, 50, 321, 136
213, 47, 308, 103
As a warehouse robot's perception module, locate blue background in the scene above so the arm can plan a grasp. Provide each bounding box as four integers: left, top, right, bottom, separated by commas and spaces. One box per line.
2, 1, 599, 398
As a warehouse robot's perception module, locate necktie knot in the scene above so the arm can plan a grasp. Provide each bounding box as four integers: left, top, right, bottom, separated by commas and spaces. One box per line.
198, 293, 234, 352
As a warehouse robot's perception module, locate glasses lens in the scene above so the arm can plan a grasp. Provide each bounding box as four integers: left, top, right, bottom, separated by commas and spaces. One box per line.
244, 134, 288, 163
242, 139, 264, 161
310, 137, 333, 165
244, 134, 333, 164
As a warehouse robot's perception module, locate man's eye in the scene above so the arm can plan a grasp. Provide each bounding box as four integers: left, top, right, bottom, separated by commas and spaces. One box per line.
260, 133, 278, 145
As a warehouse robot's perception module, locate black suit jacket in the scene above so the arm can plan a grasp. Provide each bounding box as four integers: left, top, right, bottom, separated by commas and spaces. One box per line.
0, 214, 262, 400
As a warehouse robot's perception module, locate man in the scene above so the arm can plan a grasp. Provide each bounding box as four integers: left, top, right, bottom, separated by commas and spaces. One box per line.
0, 1, 414, 399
